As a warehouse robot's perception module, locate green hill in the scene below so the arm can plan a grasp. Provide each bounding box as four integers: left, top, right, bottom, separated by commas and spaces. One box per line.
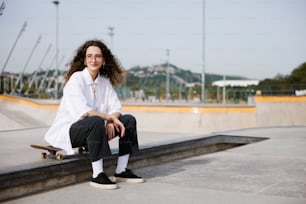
119, 63, 249, 100
125, 63, 248, 90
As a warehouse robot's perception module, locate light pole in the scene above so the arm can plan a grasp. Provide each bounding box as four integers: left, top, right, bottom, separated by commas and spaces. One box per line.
201, 0, 206, 103
108, 26, 114, 50
166, 49, 170, 100
52, 0, 59, 99
0, 1, 5, 16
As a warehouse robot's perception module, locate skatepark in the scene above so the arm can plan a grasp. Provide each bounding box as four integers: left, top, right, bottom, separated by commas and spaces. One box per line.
0, 94, 306, 203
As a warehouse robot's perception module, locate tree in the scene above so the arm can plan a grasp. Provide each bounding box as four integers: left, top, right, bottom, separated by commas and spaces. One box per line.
288, 62, 306, 83
257, 62, 306, 95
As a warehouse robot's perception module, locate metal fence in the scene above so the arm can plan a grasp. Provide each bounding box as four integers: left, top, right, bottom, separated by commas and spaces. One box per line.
1, 74, 306, 104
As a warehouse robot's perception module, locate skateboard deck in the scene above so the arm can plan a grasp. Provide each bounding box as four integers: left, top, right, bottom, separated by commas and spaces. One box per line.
30, 144, 88, 160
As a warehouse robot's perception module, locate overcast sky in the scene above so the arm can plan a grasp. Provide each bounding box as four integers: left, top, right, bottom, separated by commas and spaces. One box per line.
1, 0, 305, 80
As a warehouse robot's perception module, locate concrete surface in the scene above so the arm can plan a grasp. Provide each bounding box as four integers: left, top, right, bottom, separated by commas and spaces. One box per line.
0, 128, 202, 171
1, 132, 259, 201
2, 126, 306, 204
1, 95, 305, 203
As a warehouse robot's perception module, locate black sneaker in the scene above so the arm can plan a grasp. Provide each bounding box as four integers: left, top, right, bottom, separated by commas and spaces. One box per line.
90, 172, 118, 190
113, 169, 145, 183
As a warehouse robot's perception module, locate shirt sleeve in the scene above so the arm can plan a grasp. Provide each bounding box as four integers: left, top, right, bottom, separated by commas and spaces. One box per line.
108, 91, 122, 114
62, 74, 92, 120
106, 81, 122, 115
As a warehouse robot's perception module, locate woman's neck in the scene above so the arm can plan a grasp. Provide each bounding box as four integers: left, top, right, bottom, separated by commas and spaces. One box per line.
88, 69, 99, 80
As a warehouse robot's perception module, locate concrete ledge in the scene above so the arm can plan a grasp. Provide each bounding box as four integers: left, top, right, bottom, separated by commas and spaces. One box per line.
0, 135, 267, 201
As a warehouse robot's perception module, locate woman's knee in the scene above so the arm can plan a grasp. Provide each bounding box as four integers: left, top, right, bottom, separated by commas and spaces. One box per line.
86, 116, 108, 142
120, 114, 137, 127
87, 116, 105, 129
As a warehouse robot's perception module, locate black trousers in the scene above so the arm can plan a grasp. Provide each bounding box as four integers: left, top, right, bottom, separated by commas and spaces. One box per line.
69, 114, 139, 162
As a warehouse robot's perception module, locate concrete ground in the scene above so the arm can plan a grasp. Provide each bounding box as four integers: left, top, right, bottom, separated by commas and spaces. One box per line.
1, 126, 306, 204
0, 128, 202, 171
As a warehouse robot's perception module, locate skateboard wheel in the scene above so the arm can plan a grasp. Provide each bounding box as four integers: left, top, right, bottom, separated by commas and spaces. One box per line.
41, 152, 47, 159
56, 154, 63, 160
78, 147, 84, 154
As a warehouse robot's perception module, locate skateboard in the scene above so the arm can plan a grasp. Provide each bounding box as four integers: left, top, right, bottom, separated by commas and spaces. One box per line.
30, 144, 88, 160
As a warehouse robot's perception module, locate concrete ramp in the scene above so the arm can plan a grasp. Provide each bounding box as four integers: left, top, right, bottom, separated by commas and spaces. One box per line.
1, 95, 306, 134
0, 108, 46, 130
0, 96, 57, 131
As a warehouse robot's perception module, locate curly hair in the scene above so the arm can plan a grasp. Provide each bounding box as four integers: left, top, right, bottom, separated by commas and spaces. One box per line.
65, 40, 125, 87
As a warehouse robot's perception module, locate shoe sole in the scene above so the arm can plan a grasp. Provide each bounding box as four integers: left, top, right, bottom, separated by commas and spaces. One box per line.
89, 181, 118, 190
111, 176, 145, 183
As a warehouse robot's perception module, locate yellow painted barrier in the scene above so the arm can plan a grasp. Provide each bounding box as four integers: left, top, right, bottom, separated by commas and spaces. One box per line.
0, 95, 59, 109
1, 95, 256, 113
1, 95, 305, 113
255, 96, 306, 102
122, 106, 255, 113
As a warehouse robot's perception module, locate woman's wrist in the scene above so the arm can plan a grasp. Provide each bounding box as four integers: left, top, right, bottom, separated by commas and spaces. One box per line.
107, 115, 114, 123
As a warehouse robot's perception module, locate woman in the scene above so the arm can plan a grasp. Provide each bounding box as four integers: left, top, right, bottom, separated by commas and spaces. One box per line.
45, 39, 144, 190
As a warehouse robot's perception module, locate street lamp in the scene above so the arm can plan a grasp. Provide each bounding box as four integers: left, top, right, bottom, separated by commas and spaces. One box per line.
52, 0, 59, 99
201, 0, 206, 103
108, 26, 114, 50
166, 49, 170, 100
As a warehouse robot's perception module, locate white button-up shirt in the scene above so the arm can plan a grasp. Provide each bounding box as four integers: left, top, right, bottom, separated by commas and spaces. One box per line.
44, 68, 122, 154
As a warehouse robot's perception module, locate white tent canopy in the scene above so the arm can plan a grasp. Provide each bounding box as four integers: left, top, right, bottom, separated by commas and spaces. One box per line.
212, 80, 259, 87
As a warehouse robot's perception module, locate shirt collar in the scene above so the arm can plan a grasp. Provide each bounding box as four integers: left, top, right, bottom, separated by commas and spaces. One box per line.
83, 67, 99, 85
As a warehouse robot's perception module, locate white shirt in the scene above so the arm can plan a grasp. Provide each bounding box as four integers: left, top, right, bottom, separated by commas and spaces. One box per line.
44, 68, 122, 155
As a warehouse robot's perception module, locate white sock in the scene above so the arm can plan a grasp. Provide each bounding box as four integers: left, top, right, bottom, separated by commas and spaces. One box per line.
115, 154, 130, 174
91, 159, 103, 178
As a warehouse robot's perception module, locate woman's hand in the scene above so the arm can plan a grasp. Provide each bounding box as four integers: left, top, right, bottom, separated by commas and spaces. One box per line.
83, 111, 125, 139
106, 116, 125, 140
112, 117, 125, 138
106, 122, 115, 140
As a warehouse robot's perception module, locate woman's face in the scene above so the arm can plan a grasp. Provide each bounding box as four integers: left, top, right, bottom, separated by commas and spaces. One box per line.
85, 45, 104, 78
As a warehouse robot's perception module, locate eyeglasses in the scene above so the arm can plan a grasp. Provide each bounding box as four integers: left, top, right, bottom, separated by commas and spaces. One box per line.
86, 54, 103, 61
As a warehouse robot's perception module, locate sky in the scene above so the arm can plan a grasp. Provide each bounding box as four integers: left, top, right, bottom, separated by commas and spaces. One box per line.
0, 0, 305, 80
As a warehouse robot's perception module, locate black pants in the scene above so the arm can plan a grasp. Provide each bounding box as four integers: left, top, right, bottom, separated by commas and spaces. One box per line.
69, 114, 139, 162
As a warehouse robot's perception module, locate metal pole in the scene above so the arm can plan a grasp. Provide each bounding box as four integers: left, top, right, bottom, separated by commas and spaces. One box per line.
47, 54, 65, 90
12, 35, 42, 94
201, 0, 206, 103
0, 2, 7, 92
108, 26, 114, 50
223, 75, 226, 104
36, 54, 56, 95
25, 43, 52, 95
0, 1, 5, 15
166, 49, 170, 100
1, 21, 27, 74
52, 1, 59, 99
